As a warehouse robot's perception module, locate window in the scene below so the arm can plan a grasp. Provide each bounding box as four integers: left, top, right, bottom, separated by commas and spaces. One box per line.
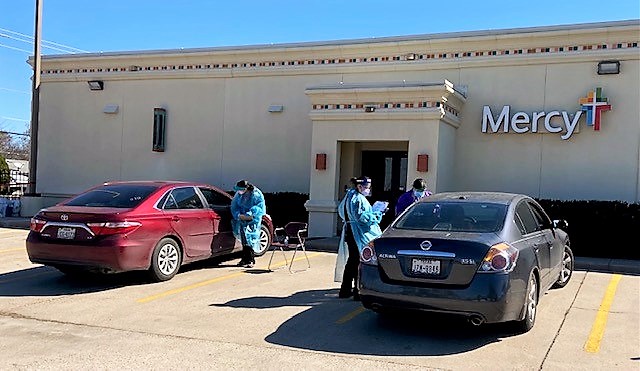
394, 202, 507, 232
65, 185, 158, 208
199, 187, 231, 207
153, 108, 167, 152
161, 187, 203, 210
528, 202, 551, 230
515, 201, 539, 234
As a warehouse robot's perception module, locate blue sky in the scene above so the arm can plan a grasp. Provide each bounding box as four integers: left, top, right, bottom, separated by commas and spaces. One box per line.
1, 1, 639, 135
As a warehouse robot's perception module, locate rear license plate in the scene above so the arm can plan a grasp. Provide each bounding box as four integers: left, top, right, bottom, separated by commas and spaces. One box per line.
57, 227, 76, 240
411, 258, 440, 275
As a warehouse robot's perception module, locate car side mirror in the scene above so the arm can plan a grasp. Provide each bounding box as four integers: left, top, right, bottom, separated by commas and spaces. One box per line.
553, 219, 568, 231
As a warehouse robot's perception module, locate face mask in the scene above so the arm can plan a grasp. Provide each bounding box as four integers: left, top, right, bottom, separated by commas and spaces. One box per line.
414, 190, 425, 198
361, 188, 371, 197
237, 190, 246, 195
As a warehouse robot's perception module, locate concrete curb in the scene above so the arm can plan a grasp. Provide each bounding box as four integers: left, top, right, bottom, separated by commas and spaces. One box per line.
0, 217, 30, 230
305, 237, 640, 275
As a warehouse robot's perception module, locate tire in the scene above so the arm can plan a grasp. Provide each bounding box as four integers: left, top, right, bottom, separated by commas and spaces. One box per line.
149, 238, 182, 282
515, 270, 538, 333
254, 224, 272, 257
552, 244, 574, 289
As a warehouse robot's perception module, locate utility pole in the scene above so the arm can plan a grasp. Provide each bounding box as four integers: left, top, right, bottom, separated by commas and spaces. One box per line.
27, 0, 42, 195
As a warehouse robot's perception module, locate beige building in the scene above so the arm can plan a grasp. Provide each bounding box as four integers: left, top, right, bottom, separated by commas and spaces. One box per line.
24, 20, 640, 237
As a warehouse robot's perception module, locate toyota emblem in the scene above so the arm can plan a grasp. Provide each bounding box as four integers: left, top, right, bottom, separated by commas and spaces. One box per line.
60, 214, 69, 221
420, 240, 432, 250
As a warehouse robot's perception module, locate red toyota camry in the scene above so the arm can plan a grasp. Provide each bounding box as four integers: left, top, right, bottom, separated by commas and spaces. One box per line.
26, 181, 274, 281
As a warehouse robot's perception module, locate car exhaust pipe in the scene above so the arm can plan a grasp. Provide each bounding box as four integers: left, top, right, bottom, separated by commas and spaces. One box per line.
468, 315, 484, 326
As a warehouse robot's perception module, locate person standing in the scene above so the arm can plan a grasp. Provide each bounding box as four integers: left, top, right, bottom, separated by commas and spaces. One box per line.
337, 176, 383, 300
231, 179, 266, 268
395, 178, 432, 216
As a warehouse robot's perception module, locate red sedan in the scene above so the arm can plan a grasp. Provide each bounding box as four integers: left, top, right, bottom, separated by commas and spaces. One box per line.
26, 181, 274, 281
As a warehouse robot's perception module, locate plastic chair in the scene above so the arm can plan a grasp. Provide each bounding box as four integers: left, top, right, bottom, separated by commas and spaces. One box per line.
267, 222, 310, 272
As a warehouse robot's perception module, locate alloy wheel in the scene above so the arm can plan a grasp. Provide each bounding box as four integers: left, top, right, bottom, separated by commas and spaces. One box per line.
157, 243, 179, 276
526, 276, 537, 323
559, 251, 572, 284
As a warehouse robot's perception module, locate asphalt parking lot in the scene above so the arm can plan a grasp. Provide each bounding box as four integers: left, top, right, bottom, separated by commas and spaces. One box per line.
0, 227, 638, 370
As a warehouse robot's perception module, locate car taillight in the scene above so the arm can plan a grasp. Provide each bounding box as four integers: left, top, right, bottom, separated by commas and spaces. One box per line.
87, 221, 142, 236
30, 218, 47, 233
478, 242, 519, 273
360, 241, 378, 266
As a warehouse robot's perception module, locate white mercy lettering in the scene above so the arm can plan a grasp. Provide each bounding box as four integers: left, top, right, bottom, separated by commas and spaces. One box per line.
482, 105, 583, 140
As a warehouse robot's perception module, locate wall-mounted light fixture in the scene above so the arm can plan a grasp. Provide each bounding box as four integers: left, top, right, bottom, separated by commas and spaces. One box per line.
417, 154, 429, 172
315, 153, 327, 170
87, 80, 104, 90
597, 60, 620, 75
268, 105, 284, 112
103, 104, 119, 114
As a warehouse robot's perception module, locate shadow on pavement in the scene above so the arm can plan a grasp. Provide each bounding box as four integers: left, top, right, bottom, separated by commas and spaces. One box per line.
0, 252, 244, 297
212, 288, 522, 356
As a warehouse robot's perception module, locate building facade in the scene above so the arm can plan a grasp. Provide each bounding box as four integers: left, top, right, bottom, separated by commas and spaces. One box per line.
27, 20, 640, 237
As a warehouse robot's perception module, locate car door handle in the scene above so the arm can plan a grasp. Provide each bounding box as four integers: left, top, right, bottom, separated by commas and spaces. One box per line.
172, 216, 180, 222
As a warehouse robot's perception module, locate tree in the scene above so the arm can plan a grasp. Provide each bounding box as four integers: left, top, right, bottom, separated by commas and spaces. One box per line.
0, 153, 10, 192
0, 131, 30, 161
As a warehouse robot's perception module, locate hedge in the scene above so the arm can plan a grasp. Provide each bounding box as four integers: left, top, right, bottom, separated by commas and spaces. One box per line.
261, 193, 640, 260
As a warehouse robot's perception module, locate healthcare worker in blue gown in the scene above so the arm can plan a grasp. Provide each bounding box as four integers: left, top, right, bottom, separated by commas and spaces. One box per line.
337, 176, 383, 300
231, 179, 266, 268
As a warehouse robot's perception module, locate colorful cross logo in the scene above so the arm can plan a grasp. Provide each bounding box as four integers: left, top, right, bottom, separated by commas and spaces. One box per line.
579, 88, 611, 131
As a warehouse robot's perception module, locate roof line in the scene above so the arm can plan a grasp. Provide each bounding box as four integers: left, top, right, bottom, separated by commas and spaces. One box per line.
40, 19, 639, 61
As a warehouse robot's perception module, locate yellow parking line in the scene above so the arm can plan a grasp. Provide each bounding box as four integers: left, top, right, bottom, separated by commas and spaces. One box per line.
336, 306, 366, 324
137, 252, 321, 303
0, 247, 25, 254
584, 274, 622, 353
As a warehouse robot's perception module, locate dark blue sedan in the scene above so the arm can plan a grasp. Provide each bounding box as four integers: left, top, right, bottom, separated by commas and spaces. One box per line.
358, 192, 573, 332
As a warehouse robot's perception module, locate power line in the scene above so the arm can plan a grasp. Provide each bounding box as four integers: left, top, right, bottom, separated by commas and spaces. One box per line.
0, 32, 83, 54
0, 87, 30, 95
0, 130, 30, 137
0, 116, 29, 123
0, 27, 89, 53
0, 42, 31, 54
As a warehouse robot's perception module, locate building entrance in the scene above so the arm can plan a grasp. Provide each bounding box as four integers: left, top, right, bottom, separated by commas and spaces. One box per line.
361, 150, 408, 229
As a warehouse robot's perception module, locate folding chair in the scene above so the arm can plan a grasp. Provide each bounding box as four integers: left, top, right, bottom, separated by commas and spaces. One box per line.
267, 222, 310, 272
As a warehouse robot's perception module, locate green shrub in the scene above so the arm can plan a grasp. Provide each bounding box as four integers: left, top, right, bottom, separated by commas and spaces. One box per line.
537, 199, 640, 260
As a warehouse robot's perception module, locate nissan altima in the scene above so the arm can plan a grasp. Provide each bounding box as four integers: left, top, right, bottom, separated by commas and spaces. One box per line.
26, 181, 274, 281
358, 192, 573, 332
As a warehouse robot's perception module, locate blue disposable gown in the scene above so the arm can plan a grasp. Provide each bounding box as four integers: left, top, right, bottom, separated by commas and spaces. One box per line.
338, 189, 383, 253
231, 187, 266, 253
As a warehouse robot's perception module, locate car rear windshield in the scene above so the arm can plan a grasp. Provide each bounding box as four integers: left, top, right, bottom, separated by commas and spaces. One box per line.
394, 201, 508, 233
64, 185, 158, 208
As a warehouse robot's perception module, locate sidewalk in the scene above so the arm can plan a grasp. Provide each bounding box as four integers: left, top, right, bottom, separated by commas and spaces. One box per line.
0, 217, 30, 229
305, 236, 640, 275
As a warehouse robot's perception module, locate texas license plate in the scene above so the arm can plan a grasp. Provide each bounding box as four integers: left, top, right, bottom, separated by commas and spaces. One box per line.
411, 258, 440, 275
57, 227, 76, 240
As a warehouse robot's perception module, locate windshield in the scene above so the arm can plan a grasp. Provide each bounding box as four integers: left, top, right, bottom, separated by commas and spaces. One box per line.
64, 185, 158, 208
394, 201, 507, 233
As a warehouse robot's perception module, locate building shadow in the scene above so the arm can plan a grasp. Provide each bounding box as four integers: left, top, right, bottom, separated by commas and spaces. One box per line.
211, 288, 522, 356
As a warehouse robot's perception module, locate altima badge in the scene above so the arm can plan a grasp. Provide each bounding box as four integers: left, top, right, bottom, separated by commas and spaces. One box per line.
420, 240, 432, 250
60, 214, 69, 221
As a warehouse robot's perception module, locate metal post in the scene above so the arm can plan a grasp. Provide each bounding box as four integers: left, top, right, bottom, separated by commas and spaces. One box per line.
27, 0, 42, 195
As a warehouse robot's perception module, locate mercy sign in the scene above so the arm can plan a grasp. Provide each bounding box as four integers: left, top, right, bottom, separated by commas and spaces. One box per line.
482, 106, 582, 140
482, 88, 611, 141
